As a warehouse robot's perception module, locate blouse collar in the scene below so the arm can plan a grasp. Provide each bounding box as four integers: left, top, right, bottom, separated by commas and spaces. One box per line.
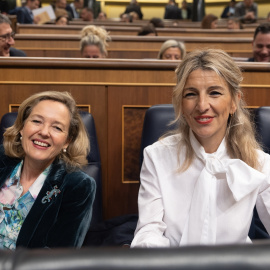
189, 129, 227, 161
7, 160, 51, 200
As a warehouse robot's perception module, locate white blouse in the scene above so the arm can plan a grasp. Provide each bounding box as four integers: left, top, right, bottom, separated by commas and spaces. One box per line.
131, 132, 270, 247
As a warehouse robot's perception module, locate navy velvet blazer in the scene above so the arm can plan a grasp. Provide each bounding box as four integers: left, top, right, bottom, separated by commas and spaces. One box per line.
0, 147, 96, 249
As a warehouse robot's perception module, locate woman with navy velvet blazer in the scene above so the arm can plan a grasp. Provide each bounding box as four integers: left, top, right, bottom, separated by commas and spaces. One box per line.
0, 91, 96, 250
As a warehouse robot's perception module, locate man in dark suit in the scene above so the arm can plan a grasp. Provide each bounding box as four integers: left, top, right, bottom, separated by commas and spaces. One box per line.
16, 0, 40, 24
66, 0, 83, 19
124, 0, 143, 20
0, 14, 26, 57
164, 0, 181, 20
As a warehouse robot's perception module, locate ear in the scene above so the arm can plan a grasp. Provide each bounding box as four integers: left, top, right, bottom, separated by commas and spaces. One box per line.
63, 137, 71, 150
230, 92, 241, 114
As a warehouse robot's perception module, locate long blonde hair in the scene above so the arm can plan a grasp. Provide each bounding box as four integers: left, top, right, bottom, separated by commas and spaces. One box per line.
171, 49, 261, 171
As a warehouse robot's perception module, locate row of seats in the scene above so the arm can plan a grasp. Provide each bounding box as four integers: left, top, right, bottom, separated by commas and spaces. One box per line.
0, 105, 269, 247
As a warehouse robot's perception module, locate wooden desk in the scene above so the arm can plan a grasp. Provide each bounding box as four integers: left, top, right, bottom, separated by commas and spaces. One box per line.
16, 24, 254, 38
1, 58, 269, 219
14, 34, 254, 58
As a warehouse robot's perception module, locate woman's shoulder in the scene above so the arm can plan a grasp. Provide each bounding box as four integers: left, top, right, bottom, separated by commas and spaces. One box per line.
64, 168, 95, 185
145, 134, 181, 152
257, 149, 270, 173
50, 161, 96, 191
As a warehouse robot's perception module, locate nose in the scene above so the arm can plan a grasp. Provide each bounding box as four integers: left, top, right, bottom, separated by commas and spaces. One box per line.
261, 46, 268, 55
39, 124, 50, 137
196, 94, 210, 113
7, 36, 15, 45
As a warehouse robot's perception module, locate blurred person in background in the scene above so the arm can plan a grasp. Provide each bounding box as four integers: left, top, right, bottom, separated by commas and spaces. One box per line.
235, 0, 257, 23
124, 0, 143, 20
201, 14, 218, 29
97, 11, 107, 20
80, 25, 111, 58
80, 7, 94, 21
227, 17, 243, 29
138, 24, 157, 36
179, 0, 191, 20
149, 17, 165, 28
15, 0, 40, 24
164, 0, 181, 20
221, 0, 236, 19
66, 0, 83, 19
55, 15, 69, 25
158, 39, 186, 60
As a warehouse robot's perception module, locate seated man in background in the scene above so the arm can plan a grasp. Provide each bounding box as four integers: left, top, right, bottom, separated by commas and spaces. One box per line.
15, 0, 40, 24
164, 0, 181, 20
235, 0, 257, 23
0, 14, 26, 56
249, 23, 270, 62
124, 0, 143, 20
66, 0, 84, 19
80, 7, 94, 21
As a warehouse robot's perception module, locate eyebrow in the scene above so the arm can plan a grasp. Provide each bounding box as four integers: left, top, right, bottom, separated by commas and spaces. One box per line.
183, 85, 226, 92
30, 114, 66, 127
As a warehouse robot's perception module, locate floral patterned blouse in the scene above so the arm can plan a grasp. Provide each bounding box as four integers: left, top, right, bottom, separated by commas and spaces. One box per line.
0, 161, 51, 250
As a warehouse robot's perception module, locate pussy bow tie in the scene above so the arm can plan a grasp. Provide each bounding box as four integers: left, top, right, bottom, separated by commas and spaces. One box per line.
180, 133, 266, 245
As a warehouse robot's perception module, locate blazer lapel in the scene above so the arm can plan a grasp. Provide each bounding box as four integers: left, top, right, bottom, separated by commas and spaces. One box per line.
16, 161, 67, 247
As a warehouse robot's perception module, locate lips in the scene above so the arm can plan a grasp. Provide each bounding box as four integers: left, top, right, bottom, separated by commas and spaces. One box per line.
194, 115, 214, 124
33, 140, 50, 147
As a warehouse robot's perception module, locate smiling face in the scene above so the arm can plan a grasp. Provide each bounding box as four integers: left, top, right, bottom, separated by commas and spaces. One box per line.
0, 23, 15, 57
82, 44, 104, 58
252, 32, 270, 62
20, 100, 70, 169
162, 47, 181, 60
182, 69, 237, 153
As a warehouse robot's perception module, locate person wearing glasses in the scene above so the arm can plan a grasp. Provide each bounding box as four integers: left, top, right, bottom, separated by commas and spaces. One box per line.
0, 14, 26, 57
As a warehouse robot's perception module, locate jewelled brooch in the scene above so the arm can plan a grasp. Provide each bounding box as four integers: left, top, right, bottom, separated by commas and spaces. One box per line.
41, 185, 61, 204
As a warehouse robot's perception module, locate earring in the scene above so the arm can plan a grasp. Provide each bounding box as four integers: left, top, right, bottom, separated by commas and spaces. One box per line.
20, 136, 22, 140
63, 148, 66, 153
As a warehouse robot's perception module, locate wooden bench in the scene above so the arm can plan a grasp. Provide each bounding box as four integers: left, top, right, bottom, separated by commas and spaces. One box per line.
16, 24, 255, 38
14, 34, 255, 58
1, 58, 269, 219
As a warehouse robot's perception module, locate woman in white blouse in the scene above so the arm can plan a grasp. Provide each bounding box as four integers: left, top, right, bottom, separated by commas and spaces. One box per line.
131, 49, 270, 247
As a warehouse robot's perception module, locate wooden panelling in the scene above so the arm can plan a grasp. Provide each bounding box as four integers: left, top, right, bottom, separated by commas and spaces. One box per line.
1, 58, 270, 218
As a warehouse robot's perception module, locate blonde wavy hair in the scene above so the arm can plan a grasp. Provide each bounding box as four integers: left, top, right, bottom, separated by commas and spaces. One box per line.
3, 91, 90, 170
171, 49, 261, 171
80, 25, 111, 57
